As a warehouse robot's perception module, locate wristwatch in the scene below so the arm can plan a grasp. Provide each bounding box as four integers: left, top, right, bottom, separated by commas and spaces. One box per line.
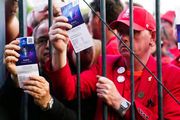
119, 100, 130, 116
42, 97, 54, 111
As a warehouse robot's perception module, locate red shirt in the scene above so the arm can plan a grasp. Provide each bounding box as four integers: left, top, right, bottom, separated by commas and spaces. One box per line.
171, 55, 180, 68
45, 56, 180, 120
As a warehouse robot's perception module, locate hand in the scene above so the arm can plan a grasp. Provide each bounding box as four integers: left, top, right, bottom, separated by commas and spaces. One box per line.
4, 39, 20, 76
22, 75, 51, 109
49, 16, 72, 53
96, 75, 124, 110
27, 0, 61, 28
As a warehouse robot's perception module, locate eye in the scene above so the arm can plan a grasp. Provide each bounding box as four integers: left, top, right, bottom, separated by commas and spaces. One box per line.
36, 37, 49, 45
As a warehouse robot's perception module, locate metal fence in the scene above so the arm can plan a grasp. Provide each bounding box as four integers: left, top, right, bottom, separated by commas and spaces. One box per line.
0, 0, 179, 120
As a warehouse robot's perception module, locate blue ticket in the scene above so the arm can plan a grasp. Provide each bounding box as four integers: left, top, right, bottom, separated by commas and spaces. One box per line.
61, 3, 84, 28
16, 37, 38, 66
176, 24, 180, 49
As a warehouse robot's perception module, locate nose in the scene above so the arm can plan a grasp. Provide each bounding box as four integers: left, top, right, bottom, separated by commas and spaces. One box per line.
46, 40, 49, 49
120, 34, 129, 45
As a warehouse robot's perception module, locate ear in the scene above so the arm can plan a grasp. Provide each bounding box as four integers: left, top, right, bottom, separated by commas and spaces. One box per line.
149, 31, 156, 47
94, 12, 101, 25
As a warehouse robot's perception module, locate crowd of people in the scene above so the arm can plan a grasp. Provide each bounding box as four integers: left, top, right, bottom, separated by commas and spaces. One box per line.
1, 0, 180, 120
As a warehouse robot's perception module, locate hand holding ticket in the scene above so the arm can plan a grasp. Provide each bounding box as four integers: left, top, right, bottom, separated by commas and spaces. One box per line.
61, 2, 93, 53
16, 37, 39, 88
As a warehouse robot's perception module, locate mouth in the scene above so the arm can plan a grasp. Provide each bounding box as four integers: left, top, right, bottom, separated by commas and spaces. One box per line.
120, 45, 128, 50
44, 52, 50, 57
120, 45, 130, 54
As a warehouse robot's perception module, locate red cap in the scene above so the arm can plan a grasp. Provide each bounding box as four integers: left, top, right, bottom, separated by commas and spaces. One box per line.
110, 6, 156, 31
161, 10, 176, 25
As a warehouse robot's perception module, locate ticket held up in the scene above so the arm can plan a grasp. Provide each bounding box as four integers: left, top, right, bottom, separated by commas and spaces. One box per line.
16, 37, 39, 88
61, 3, 93, 53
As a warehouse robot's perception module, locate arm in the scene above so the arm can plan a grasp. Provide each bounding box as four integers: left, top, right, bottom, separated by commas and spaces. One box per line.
44, 97, 77, 120
4, 39, 20, 86
96, 76, 131, 117
163, 66, 180, 119
47, 16, 99, 100
5, 0, 19, 44
27, 0, 60, 29
23, 75, 77, 120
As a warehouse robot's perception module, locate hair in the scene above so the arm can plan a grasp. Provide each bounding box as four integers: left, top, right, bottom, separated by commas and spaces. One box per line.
32, 19, 49, 43
90, 0, 124, 25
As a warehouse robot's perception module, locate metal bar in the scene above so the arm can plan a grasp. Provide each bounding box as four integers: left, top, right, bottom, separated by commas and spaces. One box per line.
48, 0, 53, 69
129, 0, 135, 120
48, 0, 53, 34
0, 0, 6, 88
76, 52, 81, 120
100, 0, 107, 120
18, 0, 27, 37
155, 0, 163, 119
18, 0, 28, 120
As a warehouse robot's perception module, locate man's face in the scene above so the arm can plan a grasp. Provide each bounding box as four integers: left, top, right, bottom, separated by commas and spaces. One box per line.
34, 21, 50, 66
161, 21, 175, 44
117, 25, 153, 59
88, 11, 101, 39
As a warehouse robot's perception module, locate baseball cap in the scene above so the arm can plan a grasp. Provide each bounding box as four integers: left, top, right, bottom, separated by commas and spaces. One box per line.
110, 6, 156, 31
161, 10, 176, 25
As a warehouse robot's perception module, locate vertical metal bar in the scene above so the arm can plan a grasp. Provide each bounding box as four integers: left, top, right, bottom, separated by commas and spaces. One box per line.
100, 0, 107, 120
18, 0, 27, 37
18, 0, 28, 120
0, 0, 6, 88
76, 53, 81, 120
48, 0, 53, 35
129, 0, 135, 120
48, 0, 53, 69
155, 0, 163, 119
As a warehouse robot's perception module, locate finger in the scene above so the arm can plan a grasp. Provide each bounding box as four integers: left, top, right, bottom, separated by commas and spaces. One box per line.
24, 90, 40, 99
50, 33, 68, 42
10, 39, 20, 45
23, 85, 42, 94
96, 88, 108, 95
29, 75, 47, 84
5, 44, 20, 51
54, 16, 69, 23
4, 49, 20, 58
23, 80, 44, 89
97, 93, 107, 100
5, 56, 19, 63
97, 75, 112, 84
51, 22, 72, 31
96, 82, 109, 89
49, 28, 69, 38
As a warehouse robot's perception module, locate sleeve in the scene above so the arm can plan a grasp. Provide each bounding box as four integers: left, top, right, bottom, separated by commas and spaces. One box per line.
133, 66, 180, 120
134, 100, 158, 120
45, 60, 99, 100
163, 66, 180, 119
44, 97, 77, 120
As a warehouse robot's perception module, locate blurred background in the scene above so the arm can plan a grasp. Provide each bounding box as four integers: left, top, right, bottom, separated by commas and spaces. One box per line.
27, 0, 180, 23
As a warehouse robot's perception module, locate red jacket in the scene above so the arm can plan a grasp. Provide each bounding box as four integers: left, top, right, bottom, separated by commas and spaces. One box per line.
171, 55, 180, 68
45, 55, 180, 120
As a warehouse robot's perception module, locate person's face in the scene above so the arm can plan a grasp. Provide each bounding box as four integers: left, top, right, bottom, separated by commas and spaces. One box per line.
117, 25, 154, 59
88, 11, 101, 39
161, 21, 175, 44
34, 21, 50, 66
